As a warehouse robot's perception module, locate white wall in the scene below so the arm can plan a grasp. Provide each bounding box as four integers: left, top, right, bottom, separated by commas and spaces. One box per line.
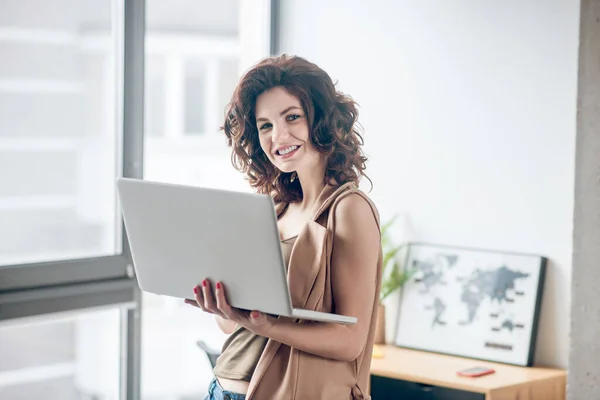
278, 0, 580, 368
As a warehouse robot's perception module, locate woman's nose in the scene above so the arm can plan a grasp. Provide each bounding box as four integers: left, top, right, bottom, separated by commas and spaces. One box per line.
272, 123, 291, 142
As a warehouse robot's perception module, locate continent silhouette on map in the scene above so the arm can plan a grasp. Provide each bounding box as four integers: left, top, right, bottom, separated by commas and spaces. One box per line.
458, 265, 529, 326
491, 319, 526, 332
425, 297, 447, 328
412, 253, 460, 294
412, 258, 451, 293
439, 254, 459, 268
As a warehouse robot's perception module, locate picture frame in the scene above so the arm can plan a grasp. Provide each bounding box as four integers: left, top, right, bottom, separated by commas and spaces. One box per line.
393, 242, 547, 367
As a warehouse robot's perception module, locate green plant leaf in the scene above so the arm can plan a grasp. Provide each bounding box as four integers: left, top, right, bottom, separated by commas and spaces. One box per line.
380, 265, 416, 301
382, 244, 403, 275
380, 214, 398, 237
378, 214, 417, 302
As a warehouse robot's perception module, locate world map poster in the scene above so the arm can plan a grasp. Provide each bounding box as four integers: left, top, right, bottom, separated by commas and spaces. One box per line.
393, 243, 546, 366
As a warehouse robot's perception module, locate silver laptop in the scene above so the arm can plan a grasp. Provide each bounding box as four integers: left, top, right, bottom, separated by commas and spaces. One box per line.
116, 177, 357, 325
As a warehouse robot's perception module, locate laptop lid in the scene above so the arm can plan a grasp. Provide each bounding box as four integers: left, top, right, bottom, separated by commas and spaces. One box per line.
116, 177, 294, 317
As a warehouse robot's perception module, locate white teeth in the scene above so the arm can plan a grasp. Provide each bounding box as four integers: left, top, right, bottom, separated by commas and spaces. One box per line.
278, 145, 298, 155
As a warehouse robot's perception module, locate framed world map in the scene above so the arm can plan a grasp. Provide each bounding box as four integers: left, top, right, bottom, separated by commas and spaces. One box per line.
393, 242, 547, 366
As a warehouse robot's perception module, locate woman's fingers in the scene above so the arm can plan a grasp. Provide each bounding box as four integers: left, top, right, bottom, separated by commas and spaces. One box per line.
187, 279, 241, 321
208, 281, 272, 333
186, 285, 222, 317
200, 279, 228, 318
192, 284, 211, 313
248, 310, 268, 326
184, 298, 199, 307
200, 279, 218, 313
214, 281, 239, 320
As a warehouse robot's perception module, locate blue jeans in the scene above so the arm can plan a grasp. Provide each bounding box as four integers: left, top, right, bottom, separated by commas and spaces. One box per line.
204, 377, 246, 400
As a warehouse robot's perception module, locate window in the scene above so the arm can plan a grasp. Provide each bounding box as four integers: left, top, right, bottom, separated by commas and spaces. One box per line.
183, 58, 207, 135
0, 0, 144, 398
0, 1, 274, 399
0, 308, 121, 400
145, 55, 166, 138
0, 0, 123, 267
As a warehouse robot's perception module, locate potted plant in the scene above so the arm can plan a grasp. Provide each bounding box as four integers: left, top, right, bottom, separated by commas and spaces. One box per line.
374, 215, 414, 344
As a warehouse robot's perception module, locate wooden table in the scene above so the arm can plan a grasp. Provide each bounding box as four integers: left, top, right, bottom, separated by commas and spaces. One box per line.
369, 345, 566, 400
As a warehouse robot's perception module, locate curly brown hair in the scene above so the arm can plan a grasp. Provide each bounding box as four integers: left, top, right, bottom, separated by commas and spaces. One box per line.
222, 54, 370, 204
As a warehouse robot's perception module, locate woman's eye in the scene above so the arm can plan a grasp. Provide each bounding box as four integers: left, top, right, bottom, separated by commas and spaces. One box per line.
259, 123, 272, 130
287, 114, 301, 122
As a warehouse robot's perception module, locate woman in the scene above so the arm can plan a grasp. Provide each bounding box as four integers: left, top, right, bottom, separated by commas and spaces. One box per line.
185, 54, 382, 400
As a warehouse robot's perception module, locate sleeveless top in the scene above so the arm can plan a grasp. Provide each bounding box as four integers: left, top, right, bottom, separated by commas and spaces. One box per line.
246, 182, 382, 400
212, 233, 297, 381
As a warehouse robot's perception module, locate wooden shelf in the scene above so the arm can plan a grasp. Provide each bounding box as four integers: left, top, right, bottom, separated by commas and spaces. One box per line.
370, 345, 566, 400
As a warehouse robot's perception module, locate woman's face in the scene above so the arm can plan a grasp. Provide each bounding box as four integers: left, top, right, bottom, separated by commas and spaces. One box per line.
255, 87, 323, 175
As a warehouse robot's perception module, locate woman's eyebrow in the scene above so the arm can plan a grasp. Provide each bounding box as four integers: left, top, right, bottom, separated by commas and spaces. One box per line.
256, 106, 302, 122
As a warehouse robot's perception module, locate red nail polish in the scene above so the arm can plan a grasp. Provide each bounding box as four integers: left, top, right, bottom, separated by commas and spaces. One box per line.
251, 311, 258, 318
193, 287, 198, 294
216, 282, 221, 289
202, 280, 207, 287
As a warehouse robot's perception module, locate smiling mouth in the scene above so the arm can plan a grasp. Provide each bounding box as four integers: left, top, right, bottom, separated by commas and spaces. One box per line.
275, 145, 301, 157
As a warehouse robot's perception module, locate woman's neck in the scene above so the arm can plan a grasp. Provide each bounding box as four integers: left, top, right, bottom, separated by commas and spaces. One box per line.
296, 163, 327, 211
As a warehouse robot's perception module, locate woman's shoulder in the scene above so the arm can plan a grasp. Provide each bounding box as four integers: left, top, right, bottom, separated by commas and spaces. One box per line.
329, 189, 381, 264
334, 190, 378, 219
330, 186, 380, 232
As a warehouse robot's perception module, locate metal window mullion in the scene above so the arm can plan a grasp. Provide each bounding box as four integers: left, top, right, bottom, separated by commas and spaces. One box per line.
120, 0, 145, 399
0, 278, 136, 322
270, 0, 279, 55
0, 255, 129, 292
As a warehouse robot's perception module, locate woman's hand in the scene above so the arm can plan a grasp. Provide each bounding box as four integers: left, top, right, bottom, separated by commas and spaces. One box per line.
184, 279, 272, 335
